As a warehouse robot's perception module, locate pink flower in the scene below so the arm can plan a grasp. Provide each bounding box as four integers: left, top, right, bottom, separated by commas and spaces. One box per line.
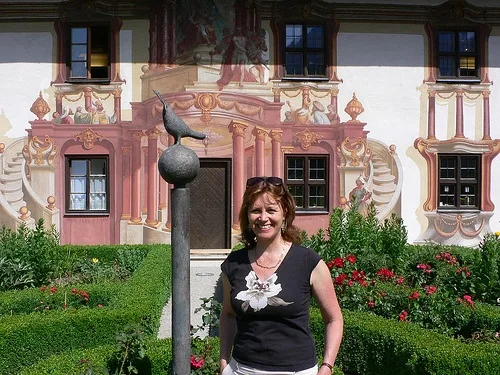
396, 276, 404, 285
367, 301, 375, 308
97, 304, 103, 308
190, 355, 205, 370
346, 254, 357, 264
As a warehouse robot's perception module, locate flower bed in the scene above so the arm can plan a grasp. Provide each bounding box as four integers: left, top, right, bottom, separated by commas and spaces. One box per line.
0, 244, 171, 374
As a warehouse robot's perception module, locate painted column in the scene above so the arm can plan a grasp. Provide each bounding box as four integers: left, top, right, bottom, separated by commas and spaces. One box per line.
269, 130, 283, 178
148, 1, 158, 69
229, 121, 247, 230
55, 93, 63, 117
145, 127, 162, 227
121, 145, 132, 220
129, 131, 145, 223
142, 147, 148, 215
84, 87, 93, 112
455, 89, 464, 138
252, 126, 268, 176
113, 90, 122, 123
427, 90, 436, 139
482, 90, 491, 140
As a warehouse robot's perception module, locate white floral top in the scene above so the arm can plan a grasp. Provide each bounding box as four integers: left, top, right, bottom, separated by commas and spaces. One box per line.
221, 244, 321, 372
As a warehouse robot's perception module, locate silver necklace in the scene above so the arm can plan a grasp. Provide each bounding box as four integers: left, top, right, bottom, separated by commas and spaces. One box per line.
254, 247, 285, 269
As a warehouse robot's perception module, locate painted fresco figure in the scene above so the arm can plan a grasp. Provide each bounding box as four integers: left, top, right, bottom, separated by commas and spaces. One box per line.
349, 176, 373, 216
311, 100, 330, 124
215, 26, 258, 90
91, 100, 117, 124
247, 28, 268, 83
74, 106, 91, 124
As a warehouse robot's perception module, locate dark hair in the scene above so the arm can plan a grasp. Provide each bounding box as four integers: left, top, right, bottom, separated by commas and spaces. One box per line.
238, 179, 302, 249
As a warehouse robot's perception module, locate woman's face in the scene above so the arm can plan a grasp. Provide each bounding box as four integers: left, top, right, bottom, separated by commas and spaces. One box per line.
248, 192, 285, 244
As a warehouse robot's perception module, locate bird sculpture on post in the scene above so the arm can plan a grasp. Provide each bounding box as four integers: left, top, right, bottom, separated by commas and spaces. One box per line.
153, 90, 206, 145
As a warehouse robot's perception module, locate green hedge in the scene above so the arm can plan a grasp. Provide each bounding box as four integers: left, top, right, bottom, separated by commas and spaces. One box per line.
0, 244, 171, 375
310, 309, 500, 375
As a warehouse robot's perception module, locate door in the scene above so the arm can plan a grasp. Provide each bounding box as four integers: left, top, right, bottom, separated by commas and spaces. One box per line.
189, 159, 231, 249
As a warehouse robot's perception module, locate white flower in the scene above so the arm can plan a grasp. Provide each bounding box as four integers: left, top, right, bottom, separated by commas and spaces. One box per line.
235, 271, 293, 312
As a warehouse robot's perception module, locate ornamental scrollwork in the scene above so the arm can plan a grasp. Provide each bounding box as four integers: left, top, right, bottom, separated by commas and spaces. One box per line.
338, 137, 372, 167
433, 213, 485, 239
23, 135, 58, 166
74, 127, 104, 150
294, 128, 323, 151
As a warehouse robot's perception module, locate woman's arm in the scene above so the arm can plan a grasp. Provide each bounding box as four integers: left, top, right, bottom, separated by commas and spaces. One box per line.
219, 273, 237, 374
311, 259, 344, 374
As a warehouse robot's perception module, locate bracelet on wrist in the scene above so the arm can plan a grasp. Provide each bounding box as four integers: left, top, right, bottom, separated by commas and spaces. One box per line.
321, 362, 333, 372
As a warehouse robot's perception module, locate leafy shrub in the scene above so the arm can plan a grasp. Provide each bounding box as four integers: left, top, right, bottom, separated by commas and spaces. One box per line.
0, 219, 60, 290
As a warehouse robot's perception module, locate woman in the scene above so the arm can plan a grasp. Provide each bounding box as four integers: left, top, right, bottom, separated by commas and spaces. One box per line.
220, 176, 343, 375
348, 176, 372, 217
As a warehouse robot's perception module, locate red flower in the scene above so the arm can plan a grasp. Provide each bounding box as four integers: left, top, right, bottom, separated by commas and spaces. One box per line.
39, 286, 46, 292
399, 310, 408, 321
190, 355, 205, 370
424, 285, 437, 295
49, 286, 58, 294
367, 301, 375, 308
409, 291, 420, 300
376, 267, 395, 280
346, 254, 357, 264
396, 276, 404, 285
334, 273, 348, 285
330, 257, 345, 269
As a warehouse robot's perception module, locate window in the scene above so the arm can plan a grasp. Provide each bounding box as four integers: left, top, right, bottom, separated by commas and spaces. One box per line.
284, 23, 326, 79
437, 29, 478, 81
68, 25, 110, 81
66, 157, 109, 214
285, 155, 328, 211
438, 154, 480, 209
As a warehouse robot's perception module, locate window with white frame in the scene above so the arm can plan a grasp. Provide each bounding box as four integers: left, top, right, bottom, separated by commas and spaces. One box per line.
66, 157, 109, 213
438, 154, 480, 209
285, 155, 328, 211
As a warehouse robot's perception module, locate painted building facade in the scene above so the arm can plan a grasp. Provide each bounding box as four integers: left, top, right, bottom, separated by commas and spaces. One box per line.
0, 0, 499, 248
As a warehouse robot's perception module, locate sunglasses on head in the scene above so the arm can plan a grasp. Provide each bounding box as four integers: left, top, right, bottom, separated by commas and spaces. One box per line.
246, 176, 284, 187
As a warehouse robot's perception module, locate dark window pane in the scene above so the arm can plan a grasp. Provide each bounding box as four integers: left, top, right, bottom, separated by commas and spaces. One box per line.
309, 185, 325, 208
288, 185, 304, 208
72, 45, 87, 62
306, 53, 324, 76
439, 56, 455, 77
71, 28, 87, 44
440, 157, 456, 179
460, 184, 476, 206
71, 62, 87, 78
306, 26, 324, 48
309, 158, 325, 180
439, 31, 455, 52
285, 52, 303, 75
459, 56, 475, 77
459, 31, 475, 53
439, 184, 455, 206
460, 157, 477, 179
287, 158, 304, 180
71, 160, 87, 176
91, 159, 106, 175
285, 24, 303, 48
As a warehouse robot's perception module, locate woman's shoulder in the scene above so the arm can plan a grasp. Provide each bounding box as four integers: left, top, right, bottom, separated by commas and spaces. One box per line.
221, 248, 249, 275
290, 243, 322, 268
